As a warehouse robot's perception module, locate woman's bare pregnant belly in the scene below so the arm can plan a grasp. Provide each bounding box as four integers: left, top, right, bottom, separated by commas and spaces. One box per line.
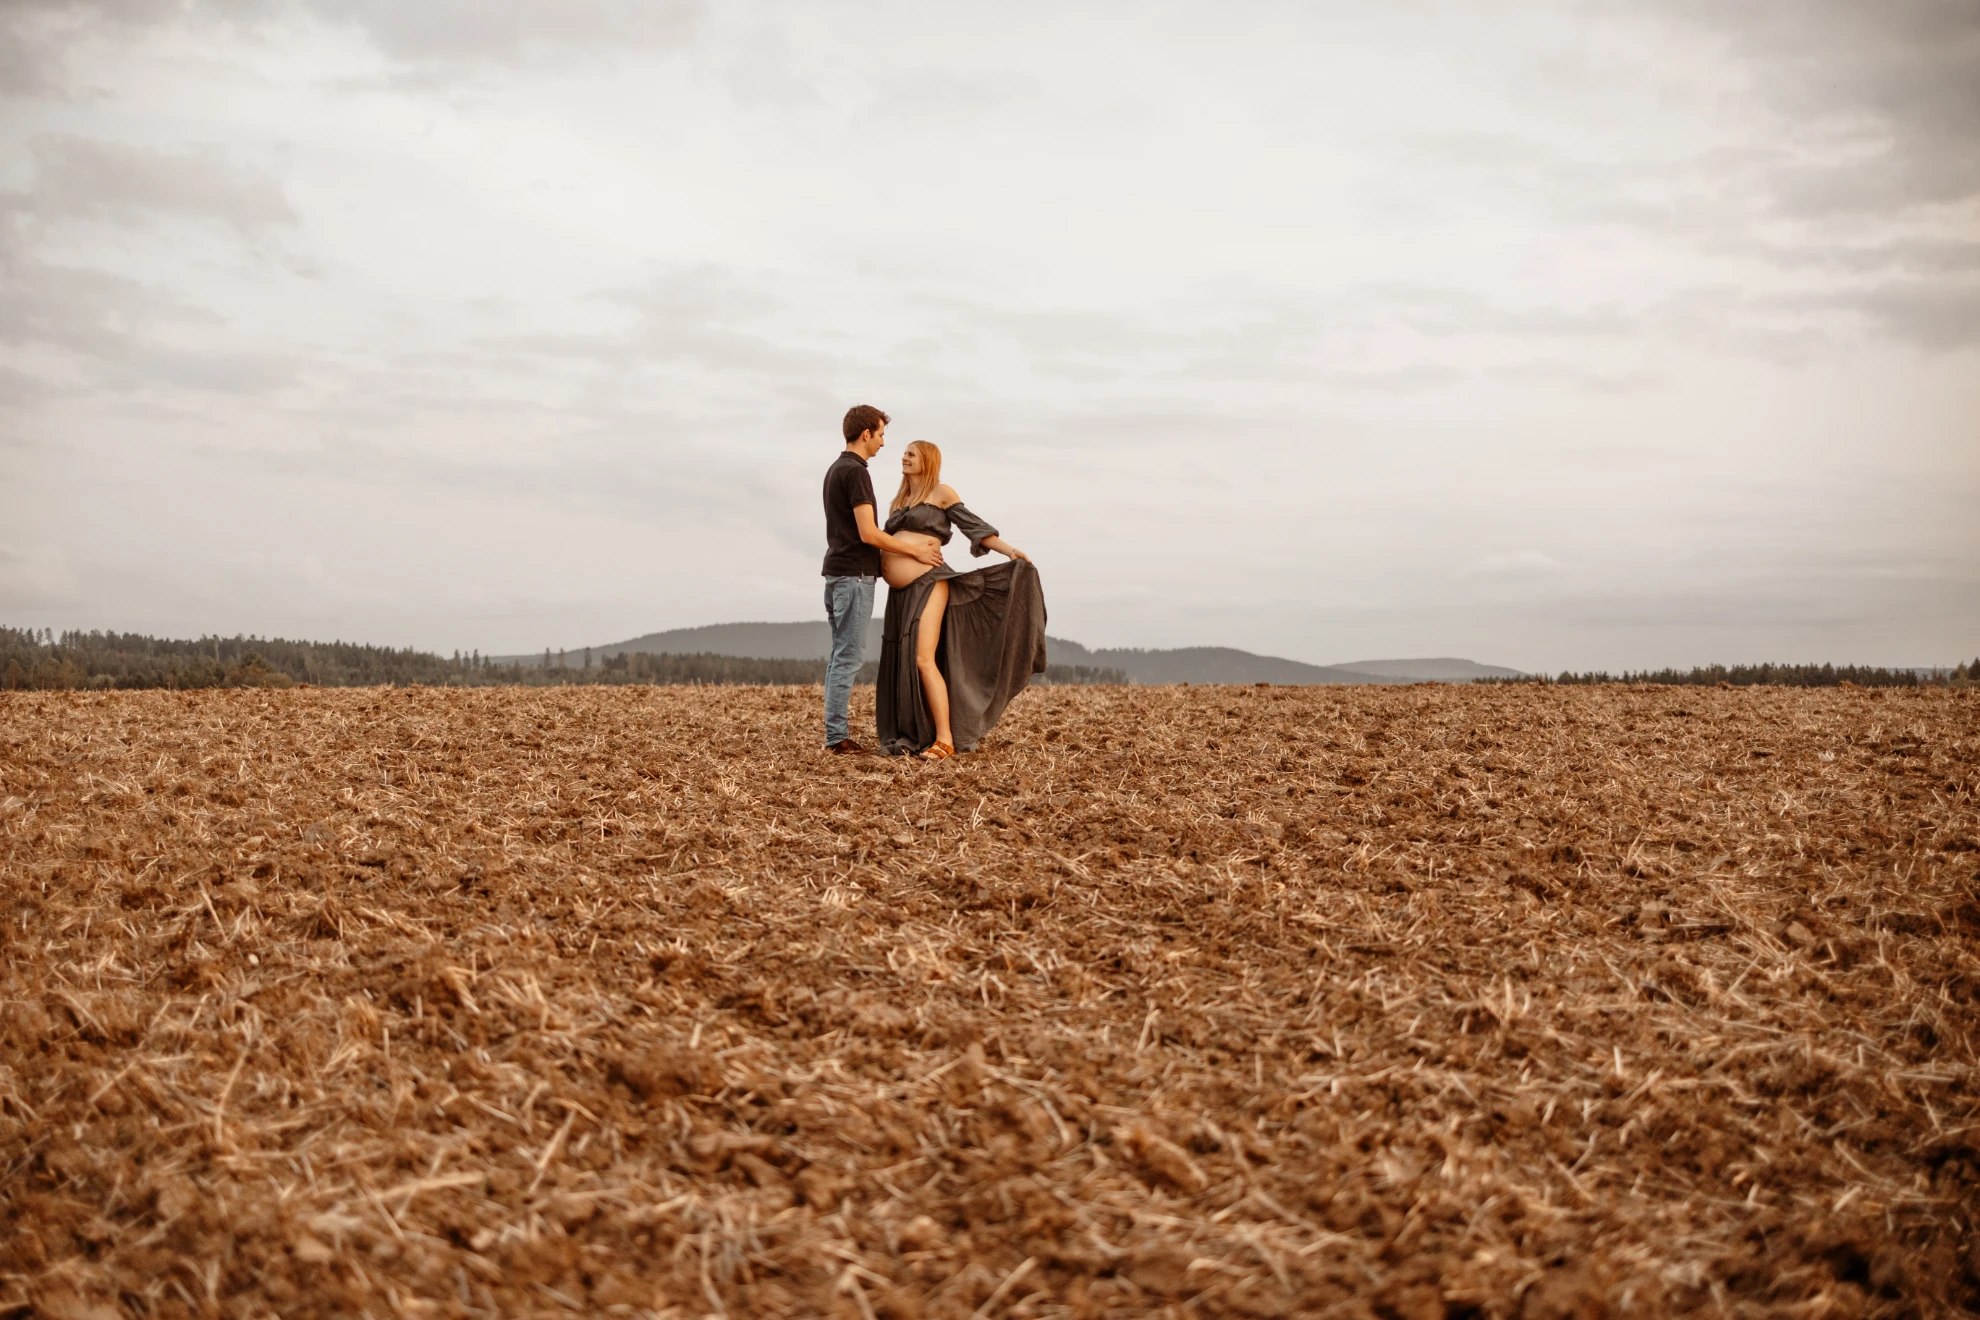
882, 531, 942, 589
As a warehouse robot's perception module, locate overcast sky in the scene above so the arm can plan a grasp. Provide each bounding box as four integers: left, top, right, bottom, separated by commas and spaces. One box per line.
2, 0, 1975, 672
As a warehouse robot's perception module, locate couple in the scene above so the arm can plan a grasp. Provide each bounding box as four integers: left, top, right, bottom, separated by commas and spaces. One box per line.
821, 404, 1047, 759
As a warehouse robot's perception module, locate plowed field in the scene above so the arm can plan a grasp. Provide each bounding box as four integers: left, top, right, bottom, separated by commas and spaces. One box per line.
2, 684, 1977, 1319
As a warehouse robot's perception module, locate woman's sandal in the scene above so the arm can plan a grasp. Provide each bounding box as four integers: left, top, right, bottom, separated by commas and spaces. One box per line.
919, 741, 955, 761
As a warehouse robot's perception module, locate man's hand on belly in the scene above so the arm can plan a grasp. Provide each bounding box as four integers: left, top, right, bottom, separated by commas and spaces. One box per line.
855, 504, 944, 567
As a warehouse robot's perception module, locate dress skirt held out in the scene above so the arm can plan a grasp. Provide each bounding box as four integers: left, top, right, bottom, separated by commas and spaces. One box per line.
875, 502, 1047, 756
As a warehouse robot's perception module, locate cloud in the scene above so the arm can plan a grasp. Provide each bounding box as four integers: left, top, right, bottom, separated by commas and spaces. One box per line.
0, 542, 78, 608
0, 136, 302, 394
586, 269, 835, 380
0, 20, 56, 96
0, 254, 298, 393
0, 255, 199, 350
1730, 235, 1980, 276
0, 1, 246, 96
327, 0, 699, 63
0, 0, 1972, 665
1461, 550, 1572, 603
1485, 359, 1657, 393
1541, 571, 1975, 633
1466, 550, 1568, 576
1801, 279, 1980, 349
1, 0, 704, 94
1657, 0, 1980, 215
0, 362, 62, 405
18, 135, 296, 236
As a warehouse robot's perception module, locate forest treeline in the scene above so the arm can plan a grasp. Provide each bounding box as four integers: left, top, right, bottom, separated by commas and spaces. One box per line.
0, 628, 1126, 691
1479, 661, 1978, 689
11, 627, 1961, 693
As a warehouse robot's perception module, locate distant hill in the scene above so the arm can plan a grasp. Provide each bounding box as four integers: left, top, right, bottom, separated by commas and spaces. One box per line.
516, 621, 1103, 670
1332, 658, 1525, 682
1045, 641, 1392, 685
510, 623, 1523, 686
567, 621, 881, 663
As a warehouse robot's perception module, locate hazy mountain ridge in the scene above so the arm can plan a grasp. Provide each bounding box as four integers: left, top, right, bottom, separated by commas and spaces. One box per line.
507, 622, 1523, 685
1044, 642, 1386, 686
1332, 658, 1525, 682
570, 621, 889, 664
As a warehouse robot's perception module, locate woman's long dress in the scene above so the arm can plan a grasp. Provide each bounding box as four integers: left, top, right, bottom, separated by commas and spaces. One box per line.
875, 502, 1047, 756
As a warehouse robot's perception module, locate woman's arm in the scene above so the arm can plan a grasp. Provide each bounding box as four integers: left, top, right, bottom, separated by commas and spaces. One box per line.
942, 496, 1030, 562
980, 534, 1030, 563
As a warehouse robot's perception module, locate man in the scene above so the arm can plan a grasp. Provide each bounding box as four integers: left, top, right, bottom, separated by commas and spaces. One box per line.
822, 404, 943, 753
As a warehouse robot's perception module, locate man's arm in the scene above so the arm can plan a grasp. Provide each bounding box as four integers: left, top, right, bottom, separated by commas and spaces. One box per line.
855, 504, 943, 567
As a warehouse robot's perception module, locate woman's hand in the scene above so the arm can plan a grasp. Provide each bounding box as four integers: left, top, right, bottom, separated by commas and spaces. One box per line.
983, 535, 1030, 563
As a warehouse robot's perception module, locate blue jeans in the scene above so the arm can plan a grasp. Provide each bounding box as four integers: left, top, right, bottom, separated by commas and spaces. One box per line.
823, 575, 876, 745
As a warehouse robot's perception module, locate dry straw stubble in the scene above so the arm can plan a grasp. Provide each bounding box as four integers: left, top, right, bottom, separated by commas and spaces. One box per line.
1, 682, 1977, 1318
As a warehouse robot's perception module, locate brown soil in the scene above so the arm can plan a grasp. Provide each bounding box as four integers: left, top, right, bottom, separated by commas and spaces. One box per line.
2, 683, 1977, 1318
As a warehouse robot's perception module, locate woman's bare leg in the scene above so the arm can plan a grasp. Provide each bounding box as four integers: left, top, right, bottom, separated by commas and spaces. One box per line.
915, 580, 953, 751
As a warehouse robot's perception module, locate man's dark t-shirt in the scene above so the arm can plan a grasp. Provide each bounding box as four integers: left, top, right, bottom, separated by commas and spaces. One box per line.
822, 450, 881, 577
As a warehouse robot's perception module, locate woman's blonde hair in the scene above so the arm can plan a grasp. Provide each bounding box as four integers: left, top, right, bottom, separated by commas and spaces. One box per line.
890, 440, 942, 513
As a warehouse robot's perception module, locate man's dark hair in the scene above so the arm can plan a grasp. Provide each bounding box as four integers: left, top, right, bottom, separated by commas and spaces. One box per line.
843, 404, 889, 445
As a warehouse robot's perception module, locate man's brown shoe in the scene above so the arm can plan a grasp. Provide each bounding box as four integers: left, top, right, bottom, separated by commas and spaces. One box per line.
827, 739, 871, 755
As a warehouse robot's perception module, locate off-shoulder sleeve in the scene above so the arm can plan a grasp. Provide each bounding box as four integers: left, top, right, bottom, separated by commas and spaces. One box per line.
943, 503, 1000, 556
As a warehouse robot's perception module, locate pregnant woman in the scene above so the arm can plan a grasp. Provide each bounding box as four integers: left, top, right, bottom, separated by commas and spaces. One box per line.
876, 441, 1047, 759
